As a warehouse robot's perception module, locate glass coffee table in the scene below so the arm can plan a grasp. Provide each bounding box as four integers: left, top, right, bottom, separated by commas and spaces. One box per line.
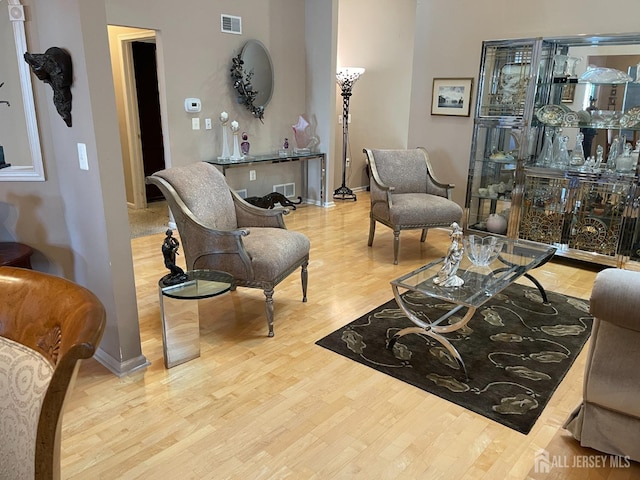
389, 238, 556, 379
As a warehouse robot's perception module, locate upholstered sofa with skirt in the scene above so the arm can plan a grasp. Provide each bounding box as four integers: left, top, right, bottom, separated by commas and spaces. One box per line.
564, 268, 640, 462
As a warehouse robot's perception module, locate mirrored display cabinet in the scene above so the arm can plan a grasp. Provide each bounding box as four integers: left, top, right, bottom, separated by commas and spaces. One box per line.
465, 34, 640, 268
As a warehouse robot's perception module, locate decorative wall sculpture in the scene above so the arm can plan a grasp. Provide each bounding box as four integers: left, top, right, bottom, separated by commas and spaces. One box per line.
230, 54, 264, 121
24, 47, 73, 127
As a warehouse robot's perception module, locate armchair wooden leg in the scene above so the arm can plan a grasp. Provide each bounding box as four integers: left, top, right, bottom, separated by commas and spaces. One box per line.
368, 217, 376, 246
420, 228, 428, 242
393, 230, 400, 265
301, 260, 308, 302
264, 288, 275, 337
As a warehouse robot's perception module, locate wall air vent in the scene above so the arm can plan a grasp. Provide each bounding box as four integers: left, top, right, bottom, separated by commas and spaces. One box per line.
274, 183, 296, 198
221, 14, 242, 35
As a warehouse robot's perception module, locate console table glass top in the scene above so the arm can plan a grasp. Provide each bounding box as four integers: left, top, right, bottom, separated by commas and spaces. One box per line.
207, 151, 324, 168
389, 238, 556, 378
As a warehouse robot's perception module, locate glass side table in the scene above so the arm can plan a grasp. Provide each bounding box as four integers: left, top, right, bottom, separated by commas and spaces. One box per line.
158, 269, 233, 368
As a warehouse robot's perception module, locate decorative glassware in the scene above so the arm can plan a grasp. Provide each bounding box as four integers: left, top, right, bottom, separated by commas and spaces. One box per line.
579, 66, 633, 84
464, 235, 504, 267
551, 135, 570, 169
537, 128, 554, 167
217, 112, 230, 160
594, 145, 604, 170
570, 132, 585, 167
606, 137, 620, 171
241, 132, 250, 155
616, 143, 635, 172
292, 115, 319, 153
230, 120, 242, 161
564, 56, 581, 77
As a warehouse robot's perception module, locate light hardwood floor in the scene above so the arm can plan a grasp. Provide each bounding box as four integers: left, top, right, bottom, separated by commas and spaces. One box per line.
62, 193, 639, 479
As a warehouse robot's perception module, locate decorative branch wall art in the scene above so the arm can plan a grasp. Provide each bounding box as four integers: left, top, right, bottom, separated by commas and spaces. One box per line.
230, 53, 264, 122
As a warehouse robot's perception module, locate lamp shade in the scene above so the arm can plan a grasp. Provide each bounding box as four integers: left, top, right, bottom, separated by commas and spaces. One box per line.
336, 67, 365, 85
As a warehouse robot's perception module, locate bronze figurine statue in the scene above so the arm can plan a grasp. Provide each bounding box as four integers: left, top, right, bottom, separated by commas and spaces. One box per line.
161, 229, 188, 286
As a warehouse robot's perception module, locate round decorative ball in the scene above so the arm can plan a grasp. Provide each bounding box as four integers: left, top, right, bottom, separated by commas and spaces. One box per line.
486, 214, 508, 234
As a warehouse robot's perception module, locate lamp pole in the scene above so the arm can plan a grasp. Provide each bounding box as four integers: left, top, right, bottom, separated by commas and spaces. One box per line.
334, 67, 364, 201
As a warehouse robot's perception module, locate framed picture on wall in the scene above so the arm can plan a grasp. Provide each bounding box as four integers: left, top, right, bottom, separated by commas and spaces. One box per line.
431, 78, 473, 116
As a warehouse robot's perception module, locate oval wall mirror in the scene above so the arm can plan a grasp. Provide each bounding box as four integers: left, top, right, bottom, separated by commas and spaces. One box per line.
241, 40, 274, 108
231, 39, 274, 120
0, 0, 45, 181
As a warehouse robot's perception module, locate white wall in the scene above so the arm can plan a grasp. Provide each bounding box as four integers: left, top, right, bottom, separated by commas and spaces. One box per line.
336, 0, 417, 191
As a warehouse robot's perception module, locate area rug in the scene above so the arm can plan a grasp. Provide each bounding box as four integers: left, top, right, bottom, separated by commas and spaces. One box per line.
316, 283, 593, 434
128, 201, 169, 239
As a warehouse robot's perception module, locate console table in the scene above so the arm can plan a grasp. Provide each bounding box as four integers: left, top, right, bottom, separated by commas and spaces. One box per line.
206, 152, 326, 206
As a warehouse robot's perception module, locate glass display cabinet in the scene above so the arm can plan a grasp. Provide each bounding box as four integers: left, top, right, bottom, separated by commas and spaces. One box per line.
466, 34, 640, 268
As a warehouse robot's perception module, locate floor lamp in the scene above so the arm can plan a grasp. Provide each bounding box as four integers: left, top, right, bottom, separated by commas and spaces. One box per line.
334, 67, 365, 201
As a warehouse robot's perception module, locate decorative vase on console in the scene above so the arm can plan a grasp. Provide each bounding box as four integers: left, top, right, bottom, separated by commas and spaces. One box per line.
217, 111, 231, 160
241, 132, 250, 155
292, 114, 320, 154
230, 120, 243, 161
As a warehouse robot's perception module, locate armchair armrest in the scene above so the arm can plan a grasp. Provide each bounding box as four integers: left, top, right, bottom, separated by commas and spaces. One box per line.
418, 147, 455, 199
590, 268, 640, 332
175, 211, 255, 275
232, 191, 288, 228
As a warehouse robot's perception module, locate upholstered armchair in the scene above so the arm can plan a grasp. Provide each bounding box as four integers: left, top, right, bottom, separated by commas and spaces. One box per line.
363, 147, 463, 264
0, 266, 106, 480
564, 268, 640, 462
146, 162, 310, 337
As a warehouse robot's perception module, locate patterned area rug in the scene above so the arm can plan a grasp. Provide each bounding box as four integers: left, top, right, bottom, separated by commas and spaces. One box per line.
316, 283, 592, 434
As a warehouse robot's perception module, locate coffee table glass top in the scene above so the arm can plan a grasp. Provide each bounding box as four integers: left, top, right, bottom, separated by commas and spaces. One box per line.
391, 238, 556, 309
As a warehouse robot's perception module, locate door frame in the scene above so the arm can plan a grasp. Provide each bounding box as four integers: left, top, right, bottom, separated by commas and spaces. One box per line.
116, 29, 170, 209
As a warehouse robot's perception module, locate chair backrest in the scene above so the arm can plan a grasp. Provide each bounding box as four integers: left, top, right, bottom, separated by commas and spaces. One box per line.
151, 162, 238, 231
368, 148, 430, 194
0, 266, 106, 480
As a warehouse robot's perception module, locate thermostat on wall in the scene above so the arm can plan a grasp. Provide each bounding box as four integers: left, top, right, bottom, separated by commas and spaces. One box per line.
184, 98, 201, 113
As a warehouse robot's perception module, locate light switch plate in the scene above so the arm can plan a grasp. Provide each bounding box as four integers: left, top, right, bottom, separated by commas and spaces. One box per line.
192, 118, 200, 130
77, 143, 89, 170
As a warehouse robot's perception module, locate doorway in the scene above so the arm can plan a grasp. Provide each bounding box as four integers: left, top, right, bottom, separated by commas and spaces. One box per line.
108, 26, 169, 209
131, 41, 165, 203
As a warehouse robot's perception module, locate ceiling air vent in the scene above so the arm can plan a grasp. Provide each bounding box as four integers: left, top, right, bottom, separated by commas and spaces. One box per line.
221, 14, 242, 35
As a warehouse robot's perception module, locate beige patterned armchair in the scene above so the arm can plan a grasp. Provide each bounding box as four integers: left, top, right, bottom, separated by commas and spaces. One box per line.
363, 147, 463, 264
147, 162, 310, 337
564, 268, 640, 462
0, 266, 106, 480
